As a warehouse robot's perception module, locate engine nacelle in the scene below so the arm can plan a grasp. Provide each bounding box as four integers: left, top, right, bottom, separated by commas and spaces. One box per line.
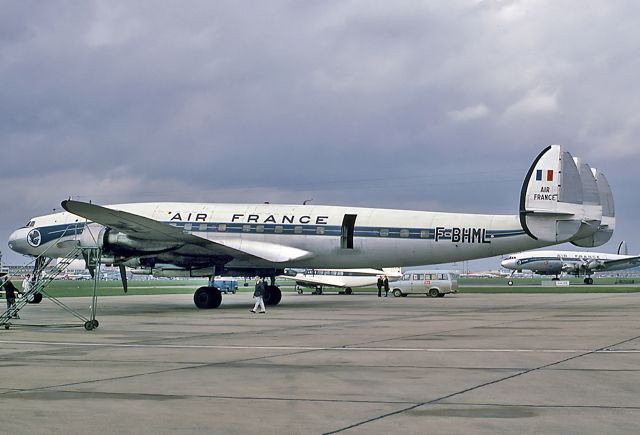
77, 223, 107, 249
103, 230, 181, 255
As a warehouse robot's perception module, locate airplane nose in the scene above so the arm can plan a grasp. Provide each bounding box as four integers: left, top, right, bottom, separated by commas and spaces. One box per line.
501, 259, 514, 269
7, 228, 31, 255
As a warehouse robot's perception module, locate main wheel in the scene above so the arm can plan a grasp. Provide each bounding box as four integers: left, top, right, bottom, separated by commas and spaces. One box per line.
84, 321, 94, 331
264, 285, 282, 306
584, 277, 594, 285
27, 292, 43, 304
193, 286, 222, 309
345, 287, 353, 295
428, 288, 440, 298
507, 280, 514, 286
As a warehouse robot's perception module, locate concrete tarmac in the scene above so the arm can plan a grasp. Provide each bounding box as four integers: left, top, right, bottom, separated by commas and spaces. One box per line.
1, 291, 639, 434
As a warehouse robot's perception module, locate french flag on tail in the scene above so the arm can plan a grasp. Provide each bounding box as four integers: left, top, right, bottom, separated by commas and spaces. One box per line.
536, 169, 554, 181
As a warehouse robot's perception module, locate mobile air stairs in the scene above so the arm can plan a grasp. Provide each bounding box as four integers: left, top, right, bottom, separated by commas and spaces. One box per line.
1, 246, 102, 331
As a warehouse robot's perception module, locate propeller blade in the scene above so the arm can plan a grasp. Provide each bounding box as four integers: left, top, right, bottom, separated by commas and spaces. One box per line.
119, 264, 128, 293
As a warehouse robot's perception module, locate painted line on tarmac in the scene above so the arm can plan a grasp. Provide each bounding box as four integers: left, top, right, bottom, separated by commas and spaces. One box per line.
0, 340, 638, 353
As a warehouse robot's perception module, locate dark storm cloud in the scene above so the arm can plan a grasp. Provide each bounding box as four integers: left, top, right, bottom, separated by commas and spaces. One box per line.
2, 0, 639, 265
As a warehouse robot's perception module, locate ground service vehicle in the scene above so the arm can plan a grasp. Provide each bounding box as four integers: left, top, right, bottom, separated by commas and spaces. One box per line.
390, 271, 459, 297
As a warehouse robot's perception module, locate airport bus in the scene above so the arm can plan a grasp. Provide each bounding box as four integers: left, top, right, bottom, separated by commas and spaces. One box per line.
390, 270, 459, 297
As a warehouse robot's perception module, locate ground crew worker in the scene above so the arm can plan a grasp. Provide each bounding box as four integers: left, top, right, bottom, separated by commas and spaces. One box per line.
2, 275, 22, 319
251, 277, 266, 314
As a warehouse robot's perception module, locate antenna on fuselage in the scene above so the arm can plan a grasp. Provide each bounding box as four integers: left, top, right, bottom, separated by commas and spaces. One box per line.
303, 199, 313, 205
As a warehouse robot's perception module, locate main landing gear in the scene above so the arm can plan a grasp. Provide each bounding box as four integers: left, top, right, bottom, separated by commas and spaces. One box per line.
193, 282, 282, 309
584, 277, 594, 285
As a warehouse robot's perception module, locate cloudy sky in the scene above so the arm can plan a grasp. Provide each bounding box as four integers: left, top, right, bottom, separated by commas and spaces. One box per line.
1, 0, 639, 269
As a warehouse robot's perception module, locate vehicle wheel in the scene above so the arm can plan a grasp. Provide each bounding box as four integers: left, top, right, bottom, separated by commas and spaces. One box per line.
264, 286, 282, 305
345, 287, 353, 295
194, 286, 222, 309
428, 288, 440, 298
28, 292, 43, 304
393, 289, 402, 297
507, 280, 514, 286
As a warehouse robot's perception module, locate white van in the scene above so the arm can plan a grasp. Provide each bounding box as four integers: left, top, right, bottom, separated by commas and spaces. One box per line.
390, 270, 459, 297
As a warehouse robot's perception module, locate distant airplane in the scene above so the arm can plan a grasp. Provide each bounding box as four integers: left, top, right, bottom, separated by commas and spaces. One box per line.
501, 241, 640, 285
283, 267, 402, 294
8, 145, 613, 310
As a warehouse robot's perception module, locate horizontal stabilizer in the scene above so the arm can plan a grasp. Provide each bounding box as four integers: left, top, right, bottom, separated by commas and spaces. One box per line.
519, 145, 604, 243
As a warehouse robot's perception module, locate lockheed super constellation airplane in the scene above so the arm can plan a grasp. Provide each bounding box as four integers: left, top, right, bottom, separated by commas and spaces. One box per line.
8, 145, 613, 310
501, 241, 640, 285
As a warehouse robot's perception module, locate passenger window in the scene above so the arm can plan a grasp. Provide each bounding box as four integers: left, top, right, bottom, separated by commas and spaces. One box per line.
400, 229, 409, 238
199, 223, 207, 231
218, 223, 227, 232
256, 225, 264, 233
294, 226, 303, 234
274, 225, 283, 234
242, 224, 251, 232
316, 226, 325, 235
379, 228, 389, 237
420, 230, 429, 238
402, 273, 411, 281
424, 274, 433, 280
184, 223, 192, 231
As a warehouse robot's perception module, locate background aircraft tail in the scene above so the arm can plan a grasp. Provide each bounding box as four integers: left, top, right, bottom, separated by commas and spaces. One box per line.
519, 145, 612, 246
617, 241, 628, 255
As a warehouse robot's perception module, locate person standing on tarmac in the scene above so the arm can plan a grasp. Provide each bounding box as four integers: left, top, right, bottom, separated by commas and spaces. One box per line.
383, 275, 389, 297
22, 274, 32, 295
251, 277, 267, 314
377, 275, 383, 297
2, 275, 22, 319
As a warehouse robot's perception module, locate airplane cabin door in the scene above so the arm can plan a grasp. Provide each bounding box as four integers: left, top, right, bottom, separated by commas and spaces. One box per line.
341, 214, 357, 249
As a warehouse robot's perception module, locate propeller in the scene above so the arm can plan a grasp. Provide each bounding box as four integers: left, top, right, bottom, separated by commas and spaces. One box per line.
119, 264, 128, 293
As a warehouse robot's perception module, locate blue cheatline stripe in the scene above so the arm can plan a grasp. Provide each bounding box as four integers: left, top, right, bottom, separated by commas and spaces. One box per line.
37, 223, 86, 245
37, 221, 526, 243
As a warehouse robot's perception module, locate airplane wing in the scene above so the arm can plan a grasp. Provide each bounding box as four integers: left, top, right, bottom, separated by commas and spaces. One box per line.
601, 256, 640, 270
61, 200, 313, 263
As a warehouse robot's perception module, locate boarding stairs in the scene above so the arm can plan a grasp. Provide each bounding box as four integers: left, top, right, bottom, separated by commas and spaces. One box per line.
1, 246, 102, 331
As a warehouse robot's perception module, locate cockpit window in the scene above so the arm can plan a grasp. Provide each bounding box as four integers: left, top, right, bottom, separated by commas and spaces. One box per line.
24, 220, 35, 228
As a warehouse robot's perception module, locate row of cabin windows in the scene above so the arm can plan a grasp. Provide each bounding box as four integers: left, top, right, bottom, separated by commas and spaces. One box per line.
178, 223, 326, 235
380, 229, 429, 238
177, 223, 427, 238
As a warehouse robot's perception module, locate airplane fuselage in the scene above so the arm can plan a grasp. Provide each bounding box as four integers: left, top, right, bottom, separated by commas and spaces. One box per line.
9, 202, 552, 270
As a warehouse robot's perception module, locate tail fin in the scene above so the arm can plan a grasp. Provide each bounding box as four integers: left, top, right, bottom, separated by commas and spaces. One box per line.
519, 145, 606, 244
617, 241, 628, 256
571, 167, 615, 247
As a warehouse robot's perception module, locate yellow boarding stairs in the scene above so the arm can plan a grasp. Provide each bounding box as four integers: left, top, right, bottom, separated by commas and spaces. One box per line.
1, 247, 102, 331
